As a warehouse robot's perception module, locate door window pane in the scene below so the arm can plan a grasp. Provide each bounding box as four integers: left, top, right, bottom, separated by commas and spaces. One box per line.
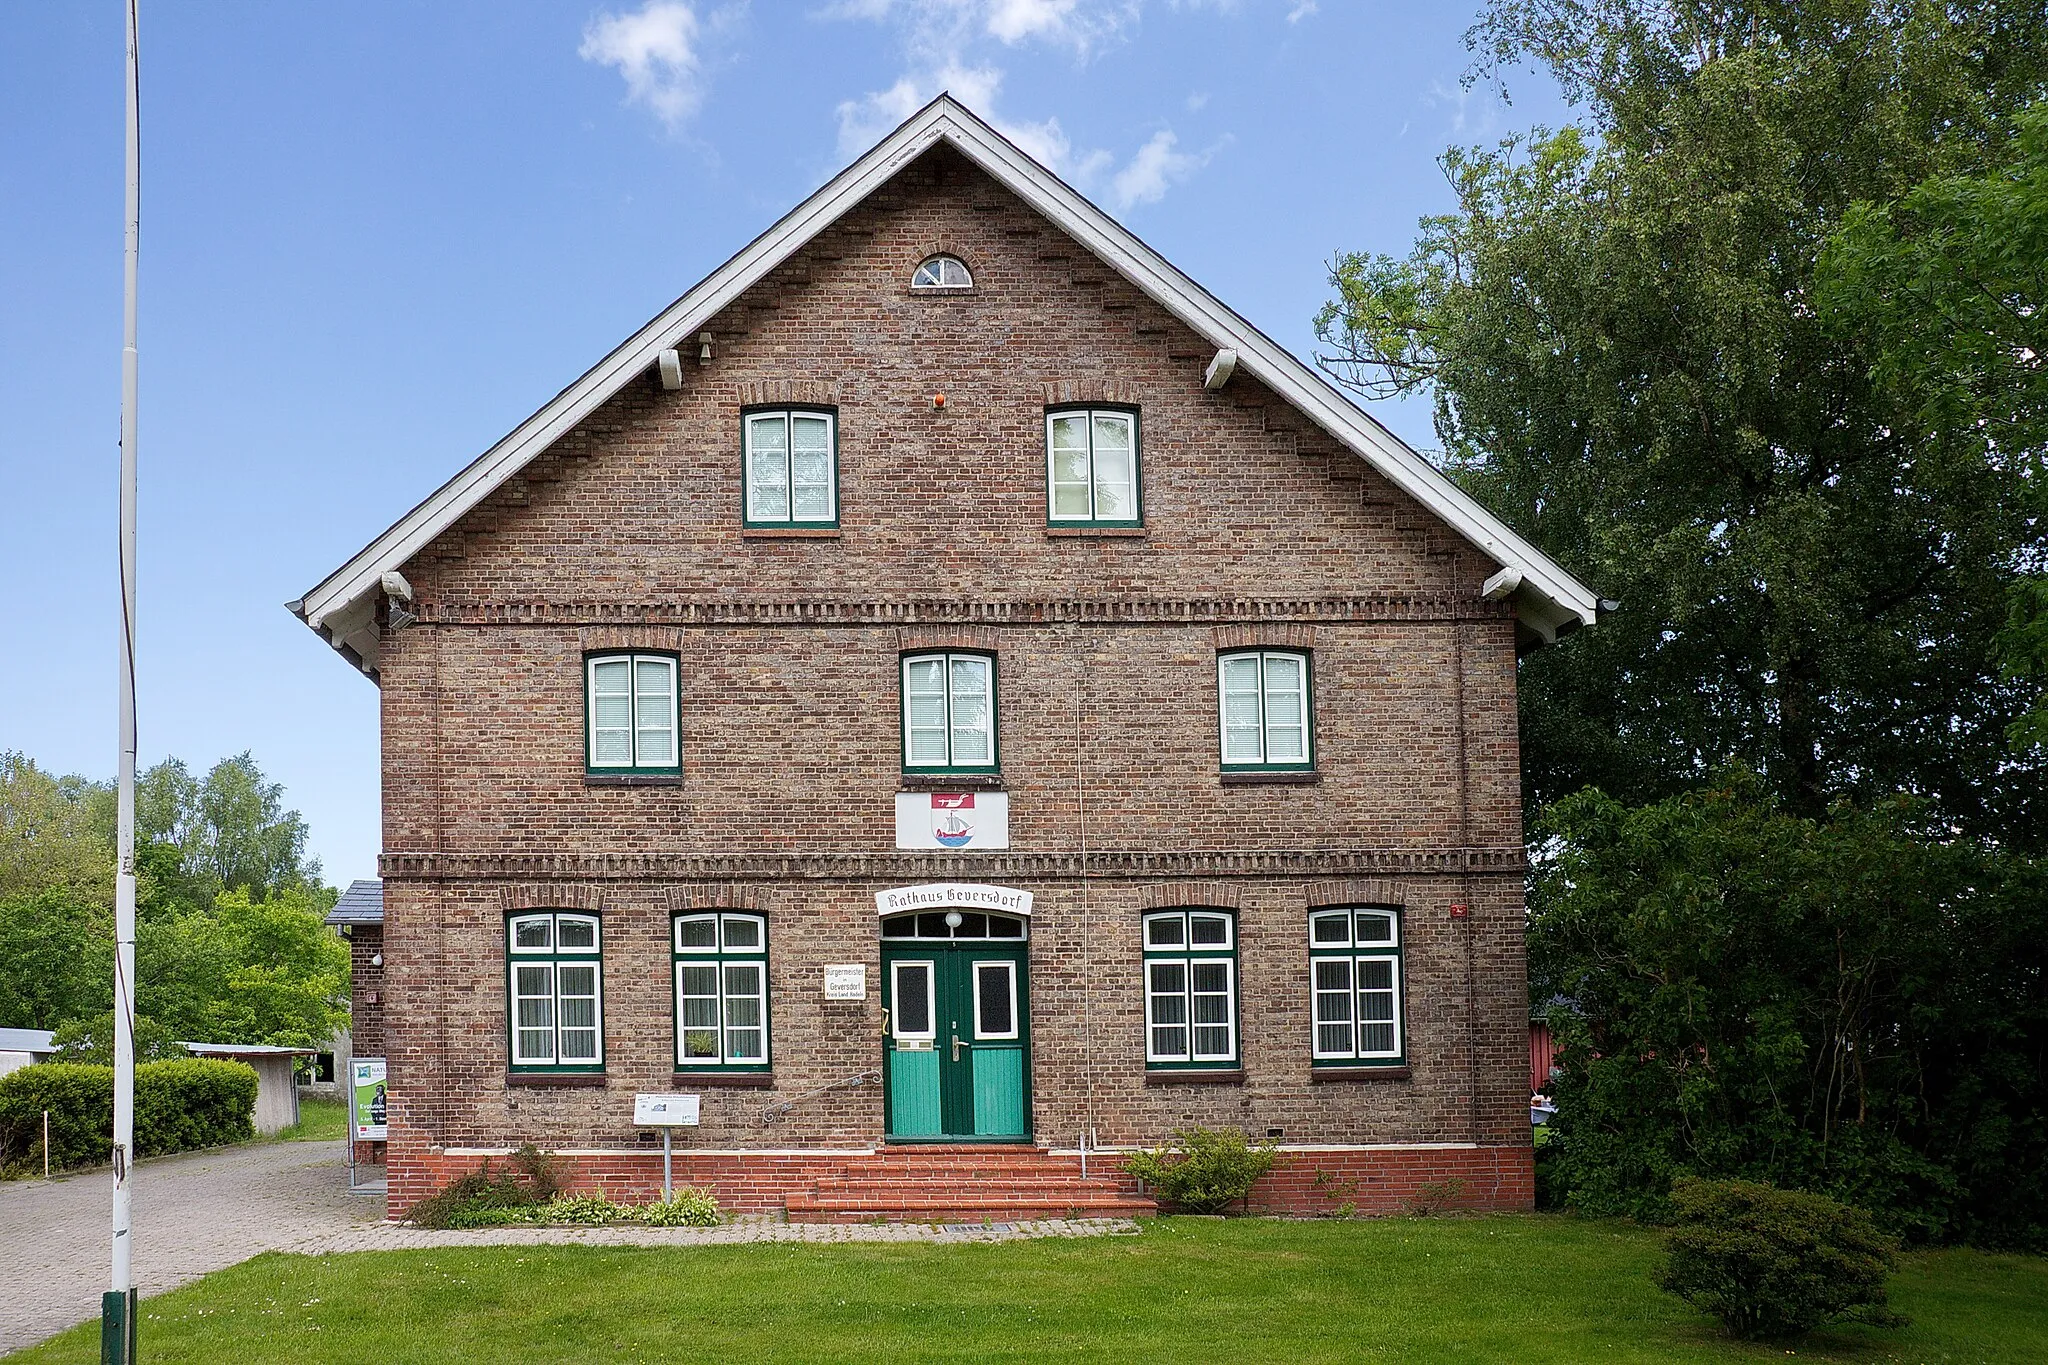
975, 962, 1016, 1038
894, 963, 933, 1037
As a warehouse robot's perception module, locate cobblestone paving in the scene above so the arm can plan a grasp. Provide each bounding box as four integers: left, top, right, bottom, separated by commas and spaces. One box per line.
296, 1215, 1141, 1253
0, 1139, 377, 1356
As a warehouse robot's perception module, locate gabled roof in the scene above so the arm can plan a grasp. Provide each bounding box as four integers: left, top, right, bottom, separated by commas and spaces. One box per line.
291, 95, 1597, 674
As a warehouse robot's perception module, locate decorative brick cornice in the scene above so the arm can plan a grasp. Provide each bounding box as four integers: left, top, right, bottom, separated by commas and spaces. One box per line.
667, 884, 765, 913
1136, 881, 1244, 910
499, 882, 604, 912
1213, 623, 1318, 650
382, 847, 1527, 882
414, 596, 1508, 629
1304, 878, 1406, 908
579, 625, 685, 653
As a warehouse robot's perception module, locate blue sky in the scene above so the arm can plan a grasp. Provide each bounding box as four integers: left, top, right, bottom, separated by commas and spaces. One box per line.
0, 1, 1567, 882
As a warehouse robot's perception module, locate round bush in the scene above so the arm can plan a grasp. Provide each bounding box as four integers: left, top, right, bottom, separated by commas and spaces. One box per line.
1657, 1178, 1904, 1339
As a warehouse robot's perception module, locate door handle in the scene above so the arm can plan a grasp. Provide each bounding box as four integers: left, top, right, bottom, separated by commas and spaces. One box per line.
881, 1007, 890, 1039
951, 1033, 965, 1061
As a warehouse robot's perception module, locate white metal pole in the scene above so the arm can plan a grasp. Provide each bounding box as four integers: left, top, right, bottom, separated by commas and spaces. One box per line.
112, 0, 141, 1316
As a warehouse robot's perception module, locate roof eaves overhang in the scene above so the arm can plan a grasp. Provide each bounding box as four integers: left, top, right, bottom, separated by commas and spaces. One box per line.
293, 95, 1596, 677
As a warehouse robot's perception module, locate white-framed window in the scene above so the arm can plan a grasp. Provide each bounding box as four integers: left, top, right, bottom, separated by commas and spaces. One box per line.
743, 408, 837, 527
507, 912, 604, 1071
586, 653, 679, 772
900, 651, 998, 772
1045, 407, 1141, 525
673, 912, 769, 1069
911, 254, 973, 289
1142, 909, 1238, 1067
1218, 649, 1313, 770
1309, 907, 1403, 1065
975, 960, 1020, 1040
890, 960, 937, 1041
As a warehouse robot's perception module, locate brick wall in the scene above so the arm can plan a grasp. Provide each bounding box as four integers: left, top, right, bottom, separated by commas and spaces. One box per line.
366, 143, 1537, 1214
347, 924, 386, 1058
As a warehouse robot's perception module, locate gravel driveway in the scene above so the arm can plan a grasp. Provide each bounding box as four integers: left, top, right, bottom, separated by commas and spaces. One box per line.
0, 1139, 378, 1356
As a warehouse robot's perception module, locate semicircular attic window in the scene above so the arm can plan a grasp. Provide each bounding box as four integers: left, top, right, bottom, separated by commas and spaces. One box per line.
911, 255, 974, 290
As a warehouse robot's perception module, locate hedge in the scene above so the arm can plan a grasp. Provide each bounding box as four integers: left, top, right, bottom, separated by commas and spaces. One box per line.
0, 1058, 258, 1175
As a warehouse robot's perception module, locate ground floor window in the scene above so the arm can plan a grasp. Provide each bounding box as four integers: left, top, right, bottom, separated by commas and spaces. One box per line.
506, 912, 604, 1072
673, 912, 769, 1070
1309, 906, 1403, 1065
1143, 909, 1238, 1067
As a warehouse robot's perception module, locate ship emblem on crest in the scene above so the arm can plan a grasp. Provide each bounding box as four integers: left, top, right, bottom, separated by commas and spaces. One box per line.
931, 793, 976, 848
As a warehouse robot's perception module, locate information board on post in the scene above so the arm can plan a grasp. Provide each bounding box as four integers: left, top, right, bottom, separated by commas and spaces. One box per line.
351, 1058, 388, 1142
633, 1093, 702, 1127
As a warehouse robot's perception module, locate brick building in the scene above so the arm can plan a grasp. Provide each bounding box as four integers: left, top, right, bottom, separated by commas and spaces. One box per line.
293, 97, 1596, 1220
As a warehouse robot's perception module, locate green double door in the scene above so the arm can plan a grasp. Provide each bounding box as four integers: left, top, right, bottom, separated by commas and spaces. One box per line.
882, 943, 1030, 1141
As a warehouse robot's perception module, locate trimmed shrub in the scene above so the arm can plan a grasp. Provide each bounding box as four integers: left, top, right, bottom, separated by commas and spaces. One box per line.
0, 1058, 257, 1175
1123, 1126, 1276, 1214
1657, 1178, 1905, 1339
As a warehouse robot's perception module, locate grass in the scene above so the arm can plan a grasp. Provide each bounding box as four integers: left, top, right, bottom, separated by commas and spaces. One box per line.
274, 1096, 347, 1143
8, 1215, 2043, 1364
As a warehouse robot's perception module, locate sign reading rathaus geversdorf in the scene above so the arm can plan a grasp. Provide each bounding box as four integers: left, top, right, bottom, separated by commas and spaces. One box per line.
873, 883, 1035, 916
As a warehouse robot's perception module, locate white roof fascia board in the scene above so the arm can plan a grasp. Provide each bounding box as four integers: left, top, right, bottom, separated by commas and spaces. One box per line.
298, 111, 954, 632
297, 95, 1595, 653
925, 111, 1597, 628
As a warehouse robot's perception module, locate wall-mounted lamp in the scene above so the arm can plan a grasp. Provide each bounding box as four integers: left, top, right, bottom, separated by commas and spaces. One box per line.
933, 393, 947, 409
698, 331, 714, 365
370, 952, 384, 968
944, 910, 963, 929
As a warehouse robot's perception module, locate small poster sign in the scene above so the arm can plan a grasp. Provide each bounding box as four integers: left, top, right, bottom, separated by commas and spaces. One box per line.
351, 1058, 387, 1142
823, 963, 867, 1000
633, 1093, 702, 1126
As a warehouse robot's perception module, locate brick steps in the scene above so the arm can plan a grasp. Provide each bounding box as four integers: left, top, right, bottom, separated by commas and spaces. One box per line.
784, 1147, 1154, 1224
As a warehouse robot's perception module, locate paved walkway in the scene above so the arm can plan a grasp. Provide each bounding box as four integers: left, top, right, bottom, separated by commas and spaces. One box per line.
0, 1139, 377, 1356
1, 1142, 1138, 1356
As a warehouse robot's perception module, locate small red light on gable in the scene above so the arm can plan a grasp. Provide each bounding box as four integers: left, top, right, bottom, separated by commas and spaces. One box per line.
1448, 903, 1471, 920
933, 393, 947, 409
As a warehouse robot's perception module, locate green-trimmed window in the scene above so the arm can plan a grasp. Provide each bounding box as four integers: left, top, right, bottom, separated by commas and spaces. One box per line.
1218, 649, 1313, 771
900, 651, 998, 773
1045, 406, 1141, 526
673, 912, 769, 1070
1143, 909, 1238, 1068
1309, 907, 1403, 1065
585, 652, 679, 773
507, 912, 604, 1072
743, 407, 837, 527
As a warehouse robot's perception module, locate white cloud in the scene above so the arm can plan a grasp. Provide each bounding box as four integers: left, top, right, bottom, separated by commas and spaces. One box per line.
1424, 78, 1500, 139
826, 0, 1214, 212
1286, 0, 1317, 22
580, 1, 709, 132
1110, 129, 1204, 209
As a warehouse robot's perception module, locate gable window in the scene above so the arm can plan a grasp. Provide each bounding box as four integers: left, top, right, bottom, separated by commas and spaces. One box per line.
1046, 407, 1141, 526
1143, 909, 1238, 1068
586, 653, 679, 773
1309, 907, 1403, 1066
673, 912, 769, 1071
911, 254, 973, 289
507, 912, 604, 1072
743, 407, 837, 527
1218, 649, 1313, 771
900, 651, 998, 773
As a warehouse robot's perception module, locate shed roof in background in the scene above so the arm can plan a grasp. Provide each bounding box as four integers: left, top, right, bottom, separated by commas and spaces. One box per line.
0, 1028, 56, 1054
325, 879, 384, 927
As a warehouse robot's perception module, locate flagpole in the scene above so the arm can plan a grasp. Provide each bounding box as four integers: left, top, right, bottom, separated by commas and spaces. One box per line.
105, 0, 141, 1360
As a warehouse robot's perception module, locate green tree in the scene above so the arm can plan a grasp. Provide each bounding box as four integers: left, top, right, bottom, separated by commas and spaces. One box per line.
0, 888, 112, 1030
0, 751, 113, 902
138, 886, 349, 1049
1315, 0, 2048, 844
139, 752, 325, 899
1816, 104, 2048, 750
1531, 778, 2048, 1248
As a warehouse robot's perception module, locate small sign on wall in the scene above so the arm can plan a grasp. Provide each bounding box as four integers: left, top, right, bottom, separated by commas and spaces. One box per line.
633, 1093, 702, 1126
823, 963, 867, 1000
895, 791, 1010, 850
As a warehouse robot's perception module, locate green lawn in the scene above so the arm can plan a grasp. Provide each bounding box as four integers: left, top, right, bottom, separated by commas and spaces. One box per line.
275, 1096, 347, 1143
9, 1216, 2044, 1364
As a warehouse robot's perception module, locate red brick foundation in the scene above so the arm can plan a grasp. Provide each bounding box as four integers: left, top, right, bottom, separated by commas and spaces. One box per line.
386, 1139, 1532, 1220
